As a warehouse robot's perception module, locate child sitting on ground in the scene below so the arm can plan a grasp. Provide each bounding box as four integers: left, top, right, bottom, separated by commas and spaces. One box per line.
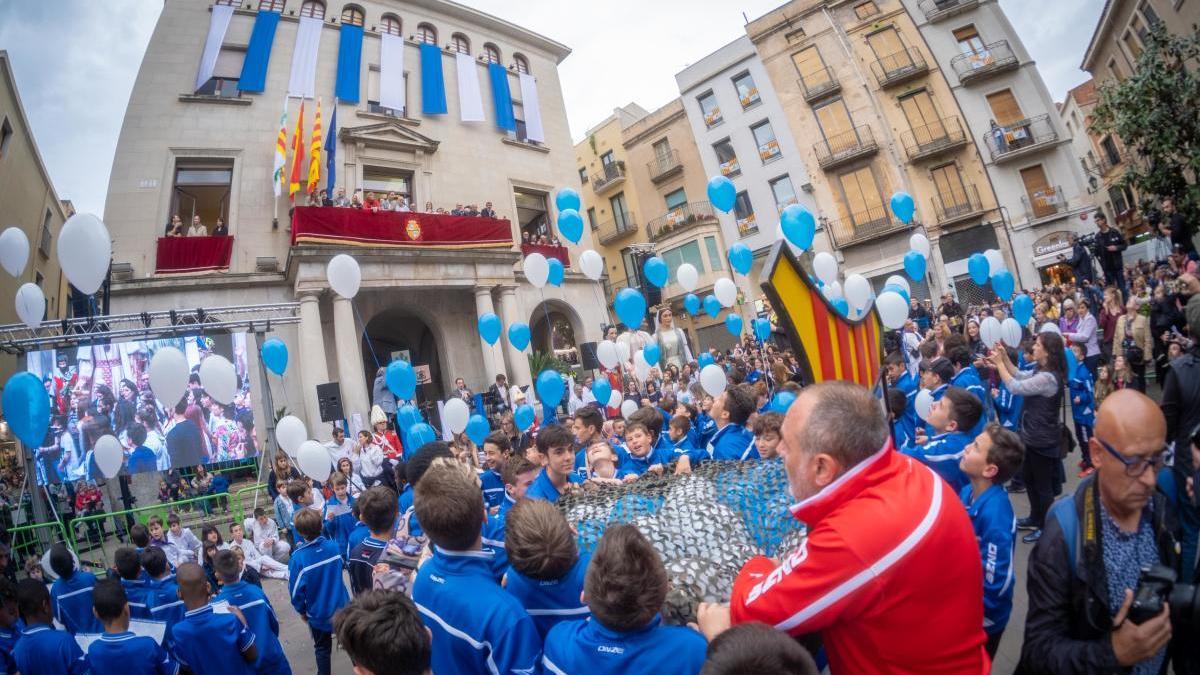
333, 590, 431, 675
288, 508, 350, 675
751, 412, 784, 460
701, 622, 818, 675
503, 499, 590, 638
524, 425, 583, 503
85, 578, 177, 674
900, 386, 982, 493
213, 549, 290, 674
170, 563, 257, 675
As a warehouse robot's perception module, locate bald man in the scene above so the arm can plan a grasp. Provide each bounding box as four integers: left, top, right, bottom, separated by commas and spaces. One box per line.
169, 563, 259, 674
1020, 390, 1183, 674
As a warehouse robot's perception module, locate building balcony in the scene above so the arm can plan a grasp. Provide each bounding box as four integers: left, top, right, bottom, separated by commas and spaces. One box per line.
1022, 185, 1069, 223
814, 126, 878, 170
591, 161, 627, 194
918, 0, 980, 22
870, 48, 929, 89
645, 202, 717, 242
597, 214, 639, 245
155, 235, 233, 275
951, 41, 1019, 85
901, 116, 969, 162
932, 183, 987, 228
798, 67, 841, 104
824, 208, 906, 248
648, 150, 683, 184
984, 114, 1059, 163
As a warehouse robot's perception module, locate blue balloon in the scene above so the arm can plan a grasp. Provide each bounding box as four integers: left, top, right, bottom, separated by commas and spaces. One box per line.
968, 253, 991, 286
408, 422, 436, 448
890, 191, 916, 224
684, 293, 701, 316
703, 295, 721, 319
260, 337, 288, 376
547, 258, 565, 287
465, 414, 490, 447
991, 270, 1015, 301
507, 322, 531, 351
556, 208, 584, 244
555, 188, 581, 212
386, 360, 417, 399
3, 372, 48, 449
780, 205, 817, 250
643, 256, 668, 288
707, 175, 736, 213
903, 250, 926, 281
536, 369, 565, 407
882, 283, 910, 305
728, 243, 753, 276
725, 313, 744, 337
478, 313, 502, 345
1012, 294, 1035, 325
591, 379, 612, 407
643, 343, 661, 366
514, 403, 536, 431
832, 298, 850, 316
614, 288, 648, 329
698, 352, 715, 369
769, 391, 797, 414
753, 317, 772, 342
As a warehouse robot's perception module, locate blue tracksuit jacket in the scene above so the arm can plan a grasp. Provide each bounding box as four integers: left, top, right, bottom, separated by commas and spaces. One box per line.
542, 615, 707, 675
287, 535, 349, 633
504, 554, 591, 639
50, 571, 102, 635
901, 431, 972, 493
960, 483, 1016, 636
706, 424, 759, 461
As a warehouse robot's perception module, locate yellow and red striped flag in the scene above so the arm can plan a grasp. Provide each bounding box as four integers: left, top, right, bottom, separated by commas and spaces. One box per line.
272, 97, 288, 197
288, 99, 305, 200
307, 97, 322, 194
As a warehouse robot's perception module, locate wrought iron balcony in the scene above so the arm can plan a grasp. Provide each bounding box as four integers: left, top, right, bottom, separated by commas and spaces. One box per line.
824, 207, 906, 248
951, 41, 1019, 85
932, 183, 986, 227
901, 116, 969, 162
591, 161, 627, 194
983, 114, 1059, 163
596, 213, 638, 245
1022, 185, 1068, 222
918, 0, 980, 23
870, 48, 929, 89
798, 66, 841, 104
648, 150, 683, 184
814, 125, 878, 170
645, 202, 716, 242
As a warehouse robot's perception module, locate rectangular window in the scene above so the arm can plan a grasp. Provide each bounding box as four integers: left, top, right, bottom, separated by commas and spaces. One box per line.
664, 188, 688, 211
792, 45, 832, 91
931, 163, 969, 212
1020, 164, 1057, 218
837, 166, 887, 227
769, 175, 798, 211
610, 192, 630, 229
899, 90, 947, 144
732, 71, 761, 109
854, 1, 880, 19
733, 191, 757, 235
578, 167, 588, 184
705, 236, 723, 271
366, 67, 407, 117
713, 138, 740, 177
866, 27, 911, 68
587, 207, 598, 231
751, 120, 781, 163
663, 241, 706, 279
698, 91, 722, 128
171, 159, 234, 232
0, 117, 11, 160
985, 89, 1024, 126
196, 46, 245, 97
953, 25, 985, 54
39, 209, 51, 257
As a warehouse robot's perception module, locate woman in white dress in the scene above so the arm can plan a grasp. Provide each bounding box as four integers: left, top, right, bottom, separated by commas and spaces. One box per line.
654, 307, 694, 371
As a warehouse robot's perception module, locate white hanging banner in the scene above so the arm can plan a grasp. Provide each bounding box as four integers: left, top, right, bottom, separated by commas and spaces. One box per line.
379, 32, 406, 113
288, 16, 324, 99
455, 53, 485, 122
519, 73, 545, 143
194, 3, 235, 92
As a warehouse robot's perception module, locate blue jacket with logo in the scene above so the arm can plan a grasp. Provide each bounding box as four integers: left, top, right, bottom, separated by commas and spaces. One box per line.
959, 483, 1016, 635
900, 431, 972, 493
215, 580, 291, 674
542, 615, 706, 675
706, 424, 759, 462
50, 571, 102, 635
287, 535, 349, 633
504, 554, 591, 639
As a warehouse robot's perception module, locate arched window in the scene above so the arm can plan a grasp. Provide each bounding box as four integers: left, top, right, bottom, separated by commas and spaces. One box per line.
513, 53, 530, 75
483, 43, 501, 65
451, 33, 470, 55
258, 0, 285, 10
416, 23, 437, 45
380, 13, 401, 36
299, 0, 325, 19
340, 4, 364, 26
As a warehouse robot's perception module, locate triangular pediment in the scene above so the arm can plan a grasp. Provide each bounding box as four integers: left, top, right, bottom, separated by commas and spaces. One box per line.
339, 121, 439, 154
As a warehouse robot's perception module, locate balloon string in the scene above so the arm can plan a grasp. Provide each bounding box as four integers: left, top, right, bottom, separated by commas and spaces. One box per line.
352, 302, 381, 370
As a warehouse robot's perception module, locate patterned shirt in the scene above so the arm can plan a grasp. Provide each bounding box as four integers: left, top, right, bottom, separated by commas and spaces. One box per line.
1100, 503, 1164, 675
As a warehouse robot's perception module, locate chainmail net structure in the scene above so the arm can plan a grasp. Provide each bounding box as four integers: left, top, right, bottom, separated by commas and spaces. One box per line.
557, 459, 806, 625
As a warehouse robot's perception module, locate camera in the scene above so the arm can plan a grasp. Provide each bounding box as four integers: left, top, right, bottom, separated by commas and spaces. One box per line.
1128, 564, 1200, 628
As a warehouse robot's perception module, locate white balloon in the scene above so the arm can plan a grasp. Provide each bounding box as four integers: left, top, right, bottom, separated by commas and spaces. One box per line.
714, 278, 738, 308
633, 350, 651, 381
677, 263, 699, 293
700, 364, 727, 396
93, 435, 125, 479
276, 415, 307, 457
14, 283, 44, 330
984, 249, 1006, 273
443, 398, 470, 434
822, 280, 843, 301
620, 399, 638, 419
813, 252, 838, 285
149, 347, 189, 408
579, 249, 604, 281
596, 341, 619, 369
1001, 318, 1023, 348
326, 254, 361, 299
56, 213, 111, 295
876, 291, 909, 329
198, 354, 237, 404
980, 317, 1002, 347
0, 228, 29, 278
524, 252, 549, 289
608, 390, 622, 408
296, 440, 333, 482
909, 233, 931, 258
885, 275, 911, 296
615, 341, 631, 363
1040, 322, 1062, 335
844, 274, 872, 311
914, 389, 934, 421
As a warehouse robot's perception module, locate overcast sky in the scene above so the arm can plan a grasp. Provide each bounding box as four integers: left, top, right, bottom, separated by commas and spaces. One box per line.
0, 0, 1101, 217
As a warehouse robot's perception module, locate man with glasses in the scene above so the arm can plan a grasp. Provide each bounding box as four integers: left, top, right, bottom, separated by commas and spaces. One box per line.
1020, 390, 1184, 673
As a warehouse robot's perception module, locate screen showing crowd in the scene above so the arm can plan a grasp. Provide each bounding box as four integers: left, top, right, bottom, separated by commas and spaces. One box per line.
25, 334, 257, 486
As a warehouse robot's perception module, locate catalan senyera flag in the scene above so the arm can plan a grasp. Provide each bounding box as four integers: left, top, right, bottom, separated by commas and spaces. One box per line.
760, 240, 883, 388
307, 97, 322, 194
288, 99, 305, 200
272, 97, 288, 197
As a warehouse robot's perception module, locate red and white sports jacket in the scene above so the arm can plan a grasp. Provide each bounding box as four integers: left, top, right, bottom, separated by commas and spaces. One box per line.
730, 444, 990, 674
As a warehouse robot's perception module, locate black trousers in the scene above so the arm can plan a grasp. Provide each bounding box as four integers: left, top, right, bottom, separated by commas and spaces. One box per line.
1022, 447, 1060, 529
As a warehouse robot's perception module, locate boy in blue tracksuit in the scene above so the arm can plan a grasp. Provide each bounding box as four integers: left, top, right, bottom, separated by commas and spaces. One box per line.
958, 423, 1023, 659
114, 547, 156, 620
1068, 343, 1096, 472
85, 578, 178, 675
900, 386, 982, 493
214, 550, 291, 674
170, 564, 257, 675
502, 499, 591, 639
542, 524, 706, 674
411, 459, 542, 675
705, 385, 759, 462
12, 580, 87, 675
47, 544, 101, 635
526, 425, 584, 504
288, 509, 350, 675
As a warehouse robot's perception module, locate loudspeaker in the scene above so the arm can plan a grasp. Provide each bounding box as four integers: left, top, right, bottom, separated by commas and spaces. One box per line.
579, 341, 600, 370
316, 382, 344, 422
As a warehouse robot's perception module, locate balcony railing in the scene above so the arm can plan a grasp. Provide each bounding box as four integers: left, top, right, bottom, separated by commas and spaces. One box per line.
798, 66, 841, 103
1022, 185, 1067, 222
591, 161, 627, 194
648, 150, 683, 184
870, 48, 929, 88
825, 208, 905, 248
932, 183, 986, 226
646, 202, 716, 242
597, 214, 638, 245
918, 0, 980, 23
951, 41, 1019, 85
814, 125, 878, 170
901, 116, 969, 162
983, 114, 1059, 162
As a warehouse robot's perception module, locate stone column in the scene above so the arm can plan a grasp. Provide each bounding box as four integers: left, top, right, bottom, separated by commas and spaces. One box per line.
297, 291, 332, 440
474, 286, 503, 384
497, 285, 532, 389
332, 295, 371, 423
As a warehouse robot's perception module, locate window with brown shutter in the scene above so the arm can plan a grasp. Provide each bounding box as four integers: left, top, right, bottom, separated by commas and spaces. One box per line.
985, 89, 1024, 126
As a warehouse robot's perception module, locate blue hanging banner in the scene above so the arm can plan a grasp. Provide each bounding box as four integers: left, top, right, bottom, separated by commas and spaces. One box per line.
488, 62, 516, 131
238, 9, 281, 93
334, 24, 363, 104
420, 43, 448, 115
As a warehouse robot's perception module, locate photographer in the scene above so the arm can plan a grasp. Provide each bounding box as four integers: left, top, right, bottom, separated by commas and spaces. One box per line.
1160, 272, 1200, 586
1094, 212, 1129, 301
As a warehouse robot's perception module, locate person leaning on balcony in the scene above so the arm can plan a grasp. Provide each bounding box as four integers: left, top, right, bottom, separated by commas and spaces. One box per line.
186, 215, 207, 237
211, 218, 228, 237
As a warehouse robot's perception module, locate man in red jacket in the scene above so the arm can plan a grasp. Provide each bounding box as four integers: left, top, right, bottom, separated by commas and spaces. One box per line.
698, 381, 990, 674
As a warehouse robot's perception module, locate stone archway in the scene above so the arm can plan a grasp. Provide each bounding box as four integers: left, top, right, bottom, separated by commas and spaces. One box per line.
530, 299, 585, 368
362, 306, 447, 418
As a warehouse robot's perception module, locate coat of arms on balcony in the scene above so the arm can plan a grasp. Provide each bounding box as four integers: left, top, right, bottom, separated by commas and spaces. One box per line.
405, 218, 422, 241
